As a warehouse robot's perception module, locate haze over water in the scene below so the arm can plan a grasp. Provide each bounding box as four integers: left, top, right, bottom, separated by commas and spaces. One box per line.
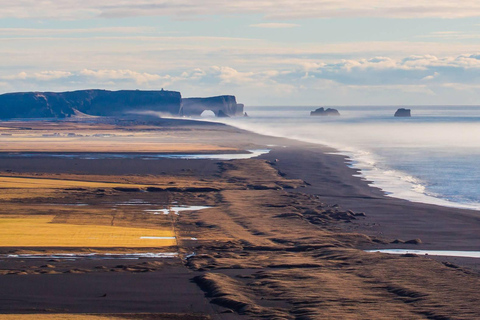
216, 106, 480, 210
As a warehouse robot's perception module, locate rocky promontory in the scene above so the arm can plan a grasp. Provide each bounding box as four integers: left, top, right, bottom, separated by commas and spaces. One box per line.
181, 95, 244, 117
310, 107, 340, 116
0, 89, 245, 119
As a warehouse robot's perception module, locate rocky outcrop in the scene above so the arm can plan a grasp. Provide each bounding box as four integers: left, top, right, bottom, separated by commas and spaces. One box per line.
0, 89, 182, 119
0, 92, 75, 118
0, 90, 247, 119
395, 108, 412, 117
181, 96, 244, 117
394, 108, 411, 117
310, 107, 340, 116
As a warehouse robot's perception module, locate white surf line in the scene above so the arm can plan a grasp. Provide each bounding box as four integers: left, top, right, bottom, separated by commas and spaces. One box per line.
5, 253, 179, 259
366, 249, 480, 258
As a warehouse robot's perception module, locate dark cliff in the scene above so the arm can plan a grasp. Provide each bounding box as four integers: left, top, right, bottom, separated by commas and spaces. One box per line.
181, 95, 244, 117
0, 89, 182, 119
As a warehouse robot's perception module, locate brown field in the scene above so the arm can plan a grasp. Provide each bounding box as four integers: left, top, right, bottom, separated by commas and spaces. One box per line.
0, 174, 228, 200
0, 176, 151, 189
0, 121, 240, 153
0, 139, 236, 153
0, 176, 152, 201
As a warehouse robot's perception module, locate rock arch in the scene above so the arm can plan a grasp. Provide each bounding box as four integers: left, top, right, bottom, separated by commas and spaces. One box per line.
180, 95, 244, 117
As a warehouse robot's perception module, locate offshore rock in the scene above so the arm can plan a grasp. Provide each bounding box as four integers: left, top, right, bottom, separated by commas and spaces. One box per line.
394, 108, 411, 117
310, 107, 340, 116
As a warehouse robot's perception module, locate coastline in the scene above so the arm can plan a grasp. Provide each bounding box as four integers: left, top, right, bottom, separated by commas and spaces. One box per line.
194, 117, 480, 256
2, 117, 480, 318
259, 142, 480, 252
213, 112, 480, 212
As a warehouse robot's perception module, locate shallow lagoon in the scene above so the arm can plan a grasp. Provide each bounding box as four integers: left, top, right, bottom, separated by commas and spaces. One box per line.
367, 249, 480, 258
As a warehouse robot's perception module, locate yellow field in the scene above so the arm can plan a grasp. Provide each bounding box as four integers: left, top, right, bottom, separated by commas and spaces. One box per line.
0, 189, 59, 200
0, 216, 176, 247
0, 176, 150, 189
0, 138, 236, 153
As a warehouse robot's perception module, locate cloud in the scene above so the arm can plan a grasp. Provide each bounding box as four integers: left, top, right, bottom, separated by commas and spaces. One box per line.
0, 27, 158, 36
418, 31, 480, 40
4, 53, 480, 104
2, 71, 72, 81
2, 0, 480, 20
33, 71, 73, 80
250, 23, 300, 29
422, 72, 440, 81
79, 69, 165, 85
3, 72, 28, 80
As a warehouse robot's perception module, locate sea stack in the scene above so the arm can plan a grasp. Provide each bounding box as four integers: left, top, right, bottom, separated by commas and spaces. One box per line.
394, 108, 411, 117
310, 107, 340, 116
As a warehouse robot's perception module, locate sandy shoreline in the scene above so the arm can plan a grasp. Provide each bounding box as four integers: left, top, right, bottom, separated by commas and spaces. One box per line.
2, 118, 480, 319
260, 143, 480, 253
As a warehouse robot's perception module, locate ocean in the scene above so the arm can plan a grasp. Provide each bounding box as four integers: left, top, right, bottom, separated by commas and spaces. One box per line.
214, 106, 480, 211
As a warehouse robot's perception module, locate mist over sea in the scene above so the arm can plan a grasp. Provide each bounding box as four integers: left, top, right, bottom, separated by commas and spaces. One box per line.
215, 106, 480, 211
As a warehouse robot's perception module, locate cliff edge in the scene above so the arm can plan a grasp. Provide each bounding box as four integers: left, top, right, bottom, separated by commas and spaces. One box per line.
0, 89, 182, 119
181, 95, 244, 117
0, 90, 245, 119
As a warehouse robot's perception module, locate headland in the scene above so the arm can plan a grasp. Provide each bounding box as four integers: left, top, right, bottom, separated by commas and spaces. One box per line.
0, 89, 245, 119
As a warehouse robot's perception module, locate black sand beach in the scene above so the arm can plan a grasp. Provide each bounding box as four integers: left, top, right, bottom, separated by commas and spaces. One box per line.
262, 143, 480, 254
2, 119, 480, 319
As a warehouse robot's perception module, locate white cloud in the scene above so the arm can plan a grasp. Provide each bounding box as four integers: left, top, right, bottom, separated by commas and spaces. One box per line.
418, 31, 480, 40
79, 69, 164, 84
3, 72, 28, 80
2, 71, 71, 81
210, 66, 255, 84
422, 72, 440, 81
33, 71, 73, 80
250, 23, 300, 28
3, 53, 480, 104
2, 0, 480, 20
0, 27, 159, 36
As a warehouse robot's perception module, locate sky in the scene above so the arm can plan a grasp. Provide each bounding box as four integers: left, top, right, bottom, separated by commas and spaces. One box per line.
1, 1, 480, 106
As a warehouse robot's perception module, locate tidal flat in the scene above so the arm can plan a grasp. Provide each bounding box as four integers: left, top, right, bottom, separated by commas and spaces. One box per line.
1, 118, 480, 319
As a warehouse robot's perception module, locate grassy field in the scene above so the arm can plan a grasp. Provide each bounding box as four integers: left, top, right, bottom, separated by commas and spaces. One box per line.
0, 176, 151, 189
0, 176, 153, 200
0, 215, 176, 247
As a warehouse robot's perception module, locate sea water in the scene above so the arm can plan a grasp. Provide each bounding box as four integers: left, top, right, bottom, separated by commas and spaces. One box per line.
214, 106, 480, 211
